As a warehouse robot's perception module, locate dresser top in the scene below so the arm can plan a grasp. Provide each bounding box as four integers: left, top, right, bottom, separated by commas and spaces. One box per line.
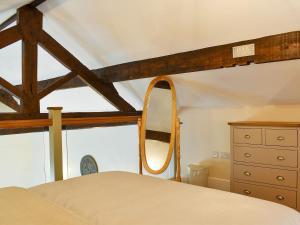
228, 121, 300, 127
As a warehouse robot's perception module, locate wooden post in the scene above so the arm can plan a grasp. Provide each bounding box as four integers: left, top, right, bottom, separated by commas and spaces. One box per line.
48, 107, 63, 181
17, 6, 42, 113
138, 118, 143, 175
175, 118, 181, 182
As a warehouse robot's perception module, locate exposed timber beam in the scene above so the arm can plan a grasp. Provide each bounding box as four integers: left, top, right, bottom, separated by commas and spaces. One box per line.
18, 5, 42, 114
146, 130, 171, 143
37, 29, 135, 111
94, 31, 300, 82
38, 72, 77, 99
0, 89, 20, 112
0, 111, 142, 135
0, 111, 142, 120
0, 26, 22, 49
30, 31, 300, 90
0, 77, 22, 98
0, 0, 47, 31
0, 14, 17, 32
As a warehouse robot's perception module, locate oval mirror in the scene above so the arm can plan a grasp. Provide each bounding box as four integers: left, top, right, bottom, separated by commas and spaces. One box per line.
140, 76, 177, 174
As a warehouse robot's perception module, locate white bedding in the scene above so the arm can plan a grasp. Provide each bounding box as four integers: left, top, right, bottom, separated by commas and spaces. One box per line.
29, 171, 300, 225
0, 187, 88, 225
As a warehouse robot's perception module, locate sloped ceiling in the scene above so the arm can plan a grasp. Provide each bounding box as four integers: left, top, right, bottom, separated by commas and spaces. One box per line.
1, 0, 300, 110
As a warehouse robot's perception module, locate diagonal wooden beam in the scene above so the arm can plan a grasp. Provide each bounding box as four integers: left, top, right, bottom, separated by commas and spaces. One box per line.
0, 89, 20, 112
37, 29, 136, 111
0, 26, 22, 49
0, 14, 17, 32
0, 77, 22, 99
38, 72, 77, 99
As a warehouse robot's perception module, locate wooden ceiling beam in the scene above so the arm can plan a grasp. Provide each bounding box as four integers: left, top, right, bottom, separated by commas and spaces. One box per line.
29, 30, 300, 89
146, 130, 171, 143
93, 31, 300, 82
0, 89, 20, 112
0, 14, 17, 32
0, 26, 22, 49
0, 77, 22, 98
38, 72, 77, 99
37, 29, 135, 111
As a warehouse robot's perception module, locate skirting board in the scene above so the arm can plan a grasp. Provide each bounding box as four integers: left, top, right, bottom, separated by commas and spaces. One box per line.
208, 177, 230, 192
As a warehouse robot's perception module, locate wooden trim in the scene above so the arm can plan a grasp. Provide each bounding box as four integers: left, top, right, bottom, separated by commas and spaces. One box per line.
0, 77, 22, 98
62, 115, 140, 126
0, 119, 52, 129
0, 89, 20, 112
140, 76, 177, 175
38, 72, 77, 99
37, 30, 135, 112
228, 121, 300, 127
0, 111, 142, 120
0, 26, 22, 49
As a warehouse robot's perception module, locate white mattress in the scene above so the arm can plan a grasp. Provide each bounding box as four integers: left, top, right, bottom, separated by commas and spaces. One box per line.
30, 171, 300, 225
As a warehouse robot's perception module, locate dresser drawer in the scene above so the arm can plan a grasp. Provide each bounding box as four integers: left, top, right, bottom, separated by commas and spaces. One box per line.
233, 146, 298, 168
232, 182, 297, 208
233, 164, 297, 188
233, 128, 262, 145
265, 129, 298, 147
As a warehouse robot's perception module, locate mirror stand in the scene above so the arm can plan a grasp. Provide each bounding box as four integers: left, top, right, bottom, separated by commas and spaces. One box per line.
138, 117, 181, 182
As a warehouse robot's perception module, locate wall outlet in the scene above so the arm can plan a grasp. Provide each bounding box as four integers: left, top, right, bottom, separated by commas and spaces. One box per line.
232, 43, 255, 58
211, 151, 219, 158
220, 152, 230, 160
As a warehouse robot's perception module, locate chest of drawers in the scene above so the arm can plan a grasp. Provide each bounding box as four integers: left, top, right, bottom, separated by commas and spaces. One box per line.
229, 121, 300, 211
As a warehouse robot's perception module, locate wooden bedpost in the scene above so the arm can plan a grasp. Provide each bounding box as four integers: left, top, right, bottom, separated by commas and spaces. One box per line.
48, 107, 63, 181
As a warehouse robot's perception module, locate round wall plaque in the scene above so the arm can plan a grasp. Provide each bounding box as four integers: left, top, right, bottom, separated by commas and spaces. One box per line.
80, 155, 98, 176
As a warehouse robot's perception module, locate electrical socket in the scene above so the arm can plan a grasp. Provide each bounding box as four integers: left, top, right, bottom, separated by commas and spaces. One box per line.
211, 151, 219, 159
220, 152, 230, 160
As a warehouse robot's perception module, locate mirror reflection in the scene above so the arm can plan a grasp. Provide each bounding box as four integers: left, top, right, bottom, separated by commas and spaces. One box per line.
145, 81, 173, 171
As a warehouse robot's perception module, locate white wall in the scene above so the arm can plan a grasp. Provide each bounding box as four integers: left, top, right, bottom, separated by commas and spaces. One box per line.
179, 105, 300, 182
2, 91, 300, 188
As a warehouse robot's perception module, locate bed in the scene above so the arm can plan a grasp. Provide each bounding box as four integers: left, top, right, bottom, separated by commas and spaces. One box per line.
2, 171, 299, 225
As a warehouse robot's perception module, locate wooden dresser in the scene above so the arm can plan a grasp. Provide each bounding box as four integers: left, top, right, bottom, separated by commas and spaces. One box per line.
229, 121, 300, 211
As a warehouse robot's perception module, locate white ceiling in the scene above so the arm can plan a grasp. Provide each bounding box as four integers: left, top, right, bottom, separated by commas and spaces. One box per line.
1, 0, 300, 109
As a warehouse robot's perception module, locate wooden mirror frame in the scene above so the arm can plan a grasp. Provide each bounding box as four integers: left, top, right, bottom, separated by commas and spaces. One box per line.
140, 76, 177, 174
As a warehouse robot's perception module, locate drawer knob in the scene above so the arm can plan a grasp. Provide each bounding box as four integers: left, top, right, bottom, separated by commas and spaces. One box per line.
276, 195, 285, 201
244, 171, 252, 176
276, 156, 285, 161
277, 136, 285, 141
244, 153, 252, 158
244, 135, 251, 139
276, 176, 285, 181
243, 189, 251, 195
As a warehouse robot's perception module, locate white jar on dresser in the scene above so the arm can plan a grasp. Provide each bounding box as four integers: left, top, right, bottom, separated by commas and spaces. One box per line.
229, 121, 300, 211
